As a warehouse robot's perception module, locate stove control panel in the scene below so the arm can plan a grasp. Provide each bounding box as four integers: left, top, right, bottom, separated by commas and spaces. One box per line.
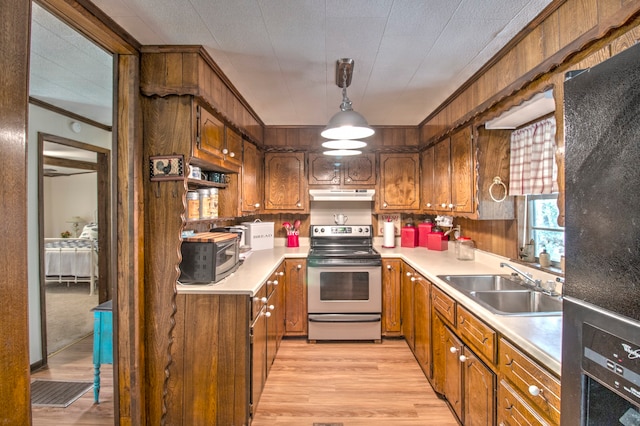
312, 225, 372, 236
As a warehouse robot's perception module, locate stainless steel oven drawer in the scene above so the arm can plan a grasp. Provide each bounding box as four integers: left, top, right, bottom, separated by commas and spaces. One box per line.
308, 314, 381, 341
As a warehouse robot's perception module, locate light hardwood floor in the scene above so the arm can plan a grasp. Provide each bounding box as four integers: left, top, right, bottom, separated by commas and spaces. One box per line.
252, 338, 458, 426
30, 337, 457, 425
31, 335, 114, 425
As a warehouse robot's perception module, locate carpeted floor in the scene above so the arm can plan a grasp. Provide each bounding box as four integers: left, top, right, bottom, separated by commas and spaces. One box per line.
45, 281, 98, 354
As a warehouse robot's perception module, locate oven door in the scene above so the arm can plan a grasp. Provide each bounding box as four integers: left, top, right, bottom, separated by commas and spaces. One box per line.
214, 237, 239, 282
307, 264, 381, 314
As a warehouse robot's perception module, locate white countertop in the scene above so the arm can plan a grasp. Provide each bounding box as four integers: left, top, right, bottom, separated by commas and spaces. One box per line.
176, 241, 563, 375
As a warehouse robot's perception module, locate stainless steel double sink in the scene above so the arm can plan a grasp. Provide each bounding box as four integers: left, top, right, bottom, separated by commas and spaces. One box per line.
436, 274, 562, 316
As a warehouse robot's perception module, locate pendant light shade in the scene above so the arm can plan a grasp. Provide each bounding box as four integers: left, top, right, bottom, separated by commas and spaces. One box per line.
322, 58, 375, 140
321, 139, 367, 150
323, 149, 362, 156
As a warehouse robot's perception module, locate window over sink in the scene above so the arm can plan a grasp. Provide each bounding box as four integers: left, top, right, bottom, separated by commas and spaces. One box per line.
528, 193, 564, 265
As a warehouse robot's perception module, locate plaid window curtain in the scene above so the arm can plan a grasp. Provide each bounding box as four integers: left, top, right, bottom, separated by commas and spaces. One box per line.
508, 117, 558, 196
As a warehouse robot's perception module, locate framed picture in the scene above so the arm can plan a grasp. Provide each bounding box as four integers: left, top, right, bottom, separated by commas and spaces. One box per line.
149, 155, 184, 181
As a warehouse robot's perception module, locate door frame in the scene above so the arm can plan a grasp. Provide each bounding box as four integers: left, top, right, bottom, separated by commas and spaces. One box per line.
37, 132, 111, 363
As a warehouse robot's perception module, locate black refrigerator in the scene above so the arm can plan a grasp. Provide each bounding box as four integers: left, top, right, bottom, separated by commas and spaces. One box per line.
561, 42, 640, 425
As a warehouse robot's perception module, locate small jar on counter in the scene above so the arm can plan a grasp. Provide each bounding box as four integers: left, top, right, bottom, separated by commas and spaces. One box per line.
455, 237, 475, 261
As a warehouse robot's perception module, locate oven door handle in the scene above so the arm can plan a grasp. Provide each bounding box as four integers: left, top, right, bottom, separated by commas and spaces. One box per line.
308, 313, 381, 323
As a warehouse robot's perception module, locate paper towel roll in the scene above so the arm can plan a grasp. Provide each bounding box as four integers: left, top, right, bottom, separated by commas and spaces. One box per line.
383, 221, 396, 248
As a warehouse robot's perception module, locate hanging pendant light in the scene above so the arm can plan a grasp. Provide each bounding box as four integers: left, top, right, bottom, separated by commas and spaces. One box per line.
321, 139, 367, 150
321, 58, 375, 140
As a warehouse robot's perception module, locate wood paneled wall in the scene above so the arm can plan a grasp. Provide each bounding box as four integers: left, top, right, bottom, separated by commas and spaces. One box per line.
264, 126, 419, 152
420, 0, 640, 144
140, 46, 264, 144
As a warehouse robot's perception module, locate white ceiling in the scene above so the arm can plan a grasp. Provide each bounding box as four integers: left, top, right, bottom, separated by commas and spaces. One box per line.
30, 0, 553, 128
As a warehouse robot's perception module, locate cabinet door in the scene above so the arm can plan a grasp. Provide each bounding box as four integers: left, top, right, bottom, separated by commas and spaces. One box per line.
498, 379, 550, 426
198, 105, 225, 159
401, 263, 415, 350
344, 154, 376, 186
382, 259, 402, 336
241, 141, 263, 213
443, 325, 464, 422
421, 147, 436, 211
450, 126, 474, 214
284, 259, 307, 336
264, 152, 308, 211
251, 306, 267, 415
413, 274, 431, 378
433, 139, 452, 211
308, 154, 340, 185
463, 348, 496, 426
431, 313, 447, 395
378, 153, 420, 211
224, 127, 243, 167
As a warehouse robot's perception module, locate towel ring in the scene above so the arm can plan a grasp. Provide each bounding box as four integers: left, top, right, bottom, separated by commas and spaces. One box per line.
489, 176, 507, 202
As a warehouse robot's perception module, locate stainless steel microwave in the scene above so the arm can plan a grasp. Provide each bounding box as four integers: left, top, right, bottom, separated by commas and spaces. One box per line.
179, 232, 240, 284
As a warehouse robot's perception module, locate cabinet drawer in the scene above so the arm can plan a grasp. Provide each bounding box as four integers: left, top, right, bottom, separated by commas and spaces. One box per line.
252, 285, 267, 321
432, 286, 456, 325
499, 338, 561, 425
498, 379, 550, 426
457, 305, 496, 364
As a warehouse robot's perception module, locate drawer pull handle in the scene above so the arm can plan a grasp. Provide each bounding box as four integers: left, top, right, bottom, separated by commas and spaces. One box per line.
297, 264, 302, 270
449, 346, 459, 354
459, 355, 467, 363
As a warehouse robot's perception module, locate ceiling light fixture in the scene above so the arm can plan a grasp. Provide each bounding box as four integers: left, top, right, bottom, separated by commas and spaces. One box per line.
321, 140, 367, 150
321, 58, 375, 140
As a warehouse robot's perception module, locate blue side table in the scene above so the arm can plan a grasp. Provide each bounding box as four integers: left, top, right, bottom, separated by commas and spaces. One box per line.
91, 300, 113, 404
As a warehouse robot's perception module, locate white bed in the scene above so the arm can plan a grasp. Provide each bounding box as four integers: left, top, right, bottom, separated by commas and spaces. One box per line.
44, 237, 98, 295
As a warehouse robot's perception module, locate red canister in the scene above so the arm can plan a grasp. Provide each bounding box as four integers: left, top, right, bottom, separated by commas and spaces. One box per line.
418, 221, 434, 247
401, 224, 419, 248
427, 231, 448, 251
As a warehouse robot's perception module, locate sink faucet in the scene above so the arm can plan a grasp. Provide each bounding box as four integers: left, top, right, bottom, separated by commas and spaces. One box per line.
500, 262, 542, 289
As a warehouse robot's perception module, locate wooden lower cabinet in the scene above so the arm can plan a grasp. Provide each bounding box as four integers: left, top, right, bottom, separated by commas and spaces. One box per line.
382, 259, 402, 336
173, 292, 251, 425
430, 283, 497, 426
401, 263, 415, 350
172, 263, 288, 424
412, 273, 431, 378
284, 259, 307, 336
434, 315, 495, 425
498, 379, 550, 425
251, 285, 268, 418
498, 338, 561, 425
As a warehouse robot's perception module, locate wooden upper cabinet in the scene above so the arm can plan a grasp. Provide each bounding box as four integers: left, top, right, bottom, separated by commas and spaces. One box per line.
195, 103, 242, 171
308, 153, 375, 187
198, 104, 225, 158
264, 152, 308, 212
450, 126, 474, 214
377, 153, 420, 212
420, 146, 436, 210
422, 126, 475, 216
241, 141, 263, 213
224, 127, 243, 168
433, 139, 452, 211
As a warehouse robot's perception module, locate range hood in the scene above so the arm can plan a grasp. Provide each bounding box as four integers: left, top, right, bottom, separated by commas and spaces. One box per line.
309, 189, 375, 201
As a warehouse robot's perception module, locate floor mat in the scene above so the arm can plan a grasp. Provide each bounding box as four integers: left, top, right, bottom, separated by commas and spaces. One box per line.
31, 380, 93, 407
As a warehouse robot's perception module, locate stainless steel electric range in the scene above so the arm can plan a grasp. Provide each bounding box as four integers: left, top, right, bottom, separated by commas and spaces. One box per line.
307, 225, 382, 341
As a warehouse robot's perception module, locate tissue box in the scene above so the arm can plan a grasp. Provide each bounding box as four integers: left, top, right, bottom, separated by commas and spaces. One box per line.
241, 221, 274, 250
427, 232, 448, 251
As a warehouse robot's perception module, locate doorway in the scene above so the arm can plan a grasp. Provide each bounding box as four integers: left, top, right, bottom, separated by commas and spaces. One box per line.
37, 133, 110, 361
